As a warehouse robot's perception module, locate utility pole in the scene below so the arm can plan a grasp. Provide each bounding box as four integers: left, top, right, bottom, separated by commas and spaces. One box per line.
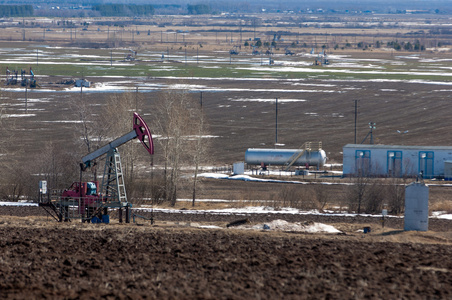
135, 87, 139, 111
275, 97, 278, 146
22, 16, 25, 41
240, 22, 242, 43
253, 18, 256, 40
369, 122, 376, 144
25, 86, 28, 113
354, 100, 358, 144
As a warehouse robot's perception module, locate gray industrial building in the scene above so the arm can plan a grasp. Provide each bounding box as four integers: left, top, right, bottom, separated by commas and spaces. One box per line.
343, 144, 452, 179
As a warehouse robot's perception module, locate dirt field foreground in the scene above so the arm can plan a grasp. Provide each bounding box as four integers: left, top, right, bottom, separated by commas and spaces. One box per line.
0, 212, 451, 299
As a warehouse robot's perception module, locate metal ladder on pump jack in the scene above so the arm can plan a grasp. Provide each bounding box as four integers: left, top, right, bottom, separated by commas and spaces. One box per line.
89, 149, 128, 221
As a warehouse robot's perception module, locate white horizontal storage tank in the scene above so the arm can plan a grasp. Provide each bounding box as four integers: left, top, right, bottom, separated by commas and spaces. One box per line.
404, 181, 429, 231
245, 148, 327, 167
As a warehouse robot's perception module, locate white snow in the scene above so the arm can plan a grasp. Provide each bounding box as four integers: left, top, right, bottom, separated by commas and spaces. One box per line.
248, 219, 342, 233
431, 211, 452, 220
230, 98, 306, 103
198, 172, 345, 185
0, 201, 37, 206
3, 114, 36, 117
195, 224, 223, 229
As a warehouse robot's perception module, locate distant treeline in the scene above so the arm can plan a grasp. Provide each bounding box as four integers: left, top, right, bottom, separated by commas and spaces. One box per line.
0, 5, 33, 17
92, 4, 154, 17
153, 4, 182, 9
187, 4, 211, 15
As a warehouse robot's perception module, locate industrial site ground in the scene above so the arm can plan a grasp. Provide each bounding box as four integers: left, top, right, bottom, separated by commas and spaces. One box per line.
1, 13, 452, 299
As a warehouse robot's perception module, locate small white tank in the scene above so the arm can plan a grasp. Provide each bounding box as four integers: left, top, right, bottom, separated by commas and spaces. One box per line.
404, 181, 429, 231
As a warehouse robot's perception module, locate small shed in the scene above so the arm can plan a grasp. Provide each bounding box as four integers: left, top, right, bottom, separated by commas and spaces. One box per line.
233, 162, 245, 175
75, 79, 90, 88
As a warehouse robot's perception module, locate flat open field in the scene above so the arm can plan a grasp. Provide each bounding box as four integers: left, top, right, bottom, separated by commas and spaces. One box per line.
2, 39, 452, 206
5, 46, 452, 164
1, 13, 452, 298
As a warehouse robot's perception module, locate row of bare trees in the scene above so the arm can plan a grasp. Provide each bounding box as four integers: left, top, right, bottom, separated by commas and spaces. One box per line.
266, 176, 405, 215
0, 91, 80, 201
345, 177, 406, 214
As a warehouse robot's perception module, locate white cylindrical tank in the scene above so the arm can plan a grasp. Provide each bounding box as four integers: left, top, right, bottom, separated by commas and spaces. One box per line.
245, 148, 327, 167
404, 182, 429, 231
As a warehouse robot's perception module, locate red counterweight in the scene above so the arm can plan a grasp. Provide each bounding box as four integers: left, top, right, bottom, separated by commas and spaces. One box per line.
133, 112, 154, 155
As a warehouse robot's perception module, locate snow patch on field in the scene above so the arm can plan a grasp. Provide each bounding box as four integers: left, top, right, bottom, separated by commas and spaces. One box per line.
198, 173, 347, 185
0, 201, 38, 206
191, 218, 341, 233
431, 211, 452, 220
230, 98, 306, 103
249, 219, 342, 233
4, 114, 36, 117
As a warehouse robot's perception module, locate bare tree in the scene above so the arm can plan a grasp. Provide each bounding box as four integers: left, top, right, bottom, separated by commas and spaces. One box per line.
71, 93, 108, 167
0, 105, 15, 167
153, 88, 209, 206
364, 180, 385, 214
0, 94, 28, 201
33, 142, 79, 191
68, 94, 105, 185
102, 91, 143, 182
313, 183, 330, 212
385, 177, 406, 214
345, 172, 370, 214
191, 103, 210, 207
154, 89, 190, 206
71, 90, 148, 201
101, 91, 152, 202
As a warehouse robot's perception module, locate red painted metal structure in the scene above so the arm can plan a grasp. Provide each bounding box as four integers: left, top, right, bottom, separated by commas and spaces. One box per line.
39, 112, 154, 223
133, 112, 154, 156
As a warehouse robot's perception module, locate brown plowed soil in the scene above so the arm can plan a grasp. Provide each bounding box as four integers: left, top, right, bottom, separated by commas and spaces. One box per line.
1, 207, 451, 299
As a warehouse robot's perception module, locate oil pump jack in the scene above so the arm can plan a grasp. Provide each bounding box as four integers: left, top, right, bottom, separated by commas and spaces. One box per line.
40, 112, 153, 223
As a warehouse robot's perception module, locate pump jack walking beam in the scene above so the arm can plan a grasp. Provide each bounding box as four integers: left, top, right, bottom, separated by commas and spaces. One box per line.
82, 112, 154, 169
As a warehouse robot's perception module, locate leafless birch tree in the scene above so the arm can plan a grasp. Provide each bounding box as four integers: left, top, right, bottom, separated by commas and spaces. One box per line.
153, 89, 210, 206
